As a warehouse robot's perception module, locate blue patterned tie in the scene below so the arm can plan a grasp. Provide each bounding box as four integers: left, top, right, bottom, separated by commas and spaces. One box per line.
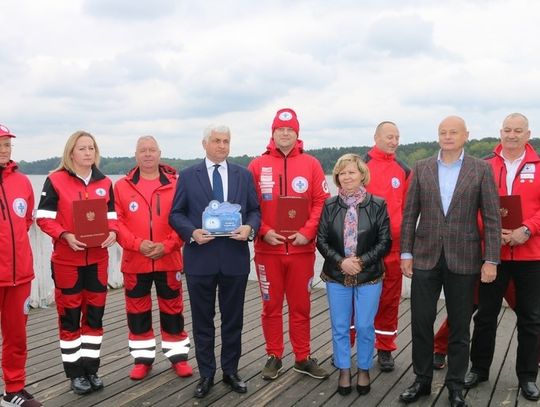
212, 164, 224, 202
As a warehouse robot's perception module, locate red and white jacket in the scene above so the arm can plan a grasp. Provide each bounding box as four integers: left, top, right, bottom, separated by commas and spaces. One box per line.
114, 164, 183, 274
36, 166, 117, 266
364, 146, 411, 253
0, 161, 34, 287
248, 139, 330, 255
486, 143, 540, 261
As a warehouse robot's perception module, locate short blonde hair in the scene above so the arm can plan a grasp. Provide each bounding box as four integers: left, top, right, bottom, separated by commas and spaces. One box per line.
332, 153, 370, 188
54, 130, 101, 173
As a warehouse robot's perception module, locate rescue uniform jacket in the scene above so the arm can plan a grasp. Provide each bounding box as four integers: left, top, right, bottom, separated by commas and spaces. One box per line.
0, 161, 35, 286
36, 166, 117, 266
114, 164, 183, 273
487, 143, 540, 261
248, 138, 330, 255
317, 193, 391, 286
364, 146, 410, 253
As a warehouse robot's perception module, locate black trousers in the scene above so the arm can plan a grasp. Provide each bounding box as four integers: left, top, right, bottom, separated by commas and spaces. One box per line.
411, 253, 476, 390
470, 261, 540, 382
185, 272, 248, 378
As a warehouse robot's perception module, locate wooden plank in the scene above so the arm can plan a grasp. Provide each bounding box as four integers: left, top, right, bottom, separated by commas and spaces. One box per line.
2, 278, 526, 407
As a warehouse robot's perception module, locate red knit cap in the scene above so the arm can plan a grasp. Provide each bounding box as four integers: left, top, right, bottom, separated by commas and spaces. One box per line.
272, 108, 299, 134
0, 124, 15, 138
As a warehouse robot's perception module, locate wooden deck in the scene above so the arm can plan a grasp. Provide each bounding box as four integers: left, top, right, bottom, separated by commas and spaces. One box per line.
10, 281, 538, 406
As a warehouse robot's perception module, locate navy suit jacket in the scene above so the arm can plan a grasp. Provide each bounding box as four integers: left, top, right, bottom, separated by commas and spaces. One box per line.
169, 160, 261, 276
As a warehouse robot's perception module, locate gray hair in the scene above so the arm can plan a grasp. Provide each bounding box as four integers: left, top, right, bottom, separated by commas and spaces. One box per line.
136, 135, 160, 150
203, 125, 231, 142
503, 113, 529, 129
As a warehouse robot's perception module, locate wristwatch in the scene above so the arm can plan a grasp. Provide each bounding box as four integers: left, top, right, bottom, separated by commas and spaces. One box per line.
522, 226, 531, 237
248, 226, 256, 241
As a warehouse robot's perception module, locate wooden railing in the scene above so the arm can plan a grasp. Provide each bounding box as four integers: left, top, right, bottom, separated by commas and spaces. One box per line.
27, 224, 412, 308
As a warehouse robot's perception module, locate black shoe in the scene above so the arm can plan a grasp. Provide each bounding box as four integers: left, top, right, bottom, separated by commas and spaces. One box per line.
70, 376, 92, 395
223, 373, 247, 394
86, 374, 104, 391
399, 381, 431, 403
464, 371, 488, 389
433, 352, 446, 370
194, 377, 214, 398
337, 385, 352, 395
357, 369, 371, 395
337, 368, 352, 395
357, 384, 371, 395
519, 381, 540, 401
448, 389, 468, 407
377, 350, 395, 372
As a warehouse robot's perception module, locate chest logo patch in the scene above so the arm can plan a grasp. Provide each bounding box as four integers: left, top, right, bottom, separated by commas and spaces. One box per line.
12, 198, 27, 218
391, 177, 401, 188
129, 201, 139, 212
292, 176, 309, 193
95, 188, 106, 197
521, 164, 536, 174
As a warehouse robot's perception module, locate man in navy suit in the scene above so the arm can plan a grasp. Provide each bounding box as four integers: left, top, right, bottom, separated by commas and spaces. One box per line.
169, 125, 260, 399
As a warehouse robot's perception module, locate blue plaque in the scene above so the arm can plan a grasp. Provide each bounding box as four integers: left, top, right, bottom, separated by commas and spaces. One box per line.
202, 200, 242, 236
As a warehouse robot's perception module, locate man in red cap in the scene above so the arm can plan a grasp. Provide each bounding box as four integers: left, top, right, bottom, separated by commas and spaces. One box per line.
248, 108, 330, 381
0, 124, 42, 407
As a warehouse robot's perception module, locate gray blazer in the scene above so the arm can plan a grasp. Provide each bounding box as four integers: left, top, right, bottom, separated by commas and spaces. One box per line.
400, 154, 501, 274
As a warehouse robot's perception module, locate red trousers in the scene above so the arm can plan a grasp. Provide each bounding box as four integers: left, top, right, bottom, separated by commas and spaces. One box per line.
52, 260, 108, 378
434, 279, 516, 355
374, 251, 402, 351
123, 271, 190, 365
255, 252, 315, 361
0, 282, 31, 393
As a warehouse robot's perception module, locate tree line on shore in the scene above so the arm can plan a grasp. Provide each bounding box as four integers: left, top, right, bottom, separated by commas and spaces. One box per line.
18, 137, 539, 175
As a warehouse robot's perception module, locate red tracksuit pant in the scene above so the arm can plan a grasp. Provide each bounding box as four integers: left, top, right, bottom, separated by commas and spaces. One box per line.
255, 252, 315, 361
0, 282, 31, 393
123, 271, 190, 366
374, 251, 402, 351
52, 260, 107, 378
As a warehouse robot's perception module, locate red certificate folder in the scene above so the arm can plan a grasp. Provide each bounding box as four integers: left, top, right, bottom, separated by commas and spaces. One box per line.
499, 195, 523, 229
72, 198, 109, 247
275, 196, 309, 235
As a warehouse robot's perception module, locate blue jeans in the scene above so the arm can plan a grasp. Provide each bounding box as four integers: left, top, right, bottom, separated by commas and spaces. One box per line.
326, 281, 382, 369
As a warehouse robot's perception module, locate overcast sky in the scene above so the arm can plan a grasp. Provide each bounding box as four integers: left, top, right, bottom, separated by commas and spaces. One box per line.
1, 0, 539, 162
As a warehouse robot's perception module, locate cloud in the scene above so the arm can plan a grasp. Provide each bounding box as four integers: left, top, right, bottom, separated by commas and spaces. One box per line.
2, 0, 540, 163
366, 14, 438, 57
82, 0, 177, 20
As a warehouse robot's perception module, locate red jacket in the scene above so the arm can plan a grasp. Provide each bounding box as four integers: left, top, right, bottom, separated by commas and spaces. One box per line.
114, 164, 183, 274
364, 146, 411, 252
36, 166, 117, 266
487, 143, 540, 261
0, 161, 34, 286
248, 139, 330, 254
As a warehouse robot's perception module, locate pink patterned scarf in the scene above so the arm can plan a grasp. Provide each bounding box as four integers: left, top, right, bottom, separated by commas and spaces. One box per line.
338, 187, 367, 257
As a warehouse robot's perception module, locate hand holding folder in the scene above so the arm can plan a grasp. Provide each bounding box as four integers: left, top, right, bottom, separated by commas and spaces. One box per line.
275, 196, 309, 235
499, 195, 523, 229
72, 198, 109, 247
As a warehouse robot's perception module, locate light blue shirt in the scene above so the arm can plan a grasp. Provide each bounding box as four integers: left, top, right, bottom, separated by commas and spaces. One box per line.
437, 149, 464, 215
